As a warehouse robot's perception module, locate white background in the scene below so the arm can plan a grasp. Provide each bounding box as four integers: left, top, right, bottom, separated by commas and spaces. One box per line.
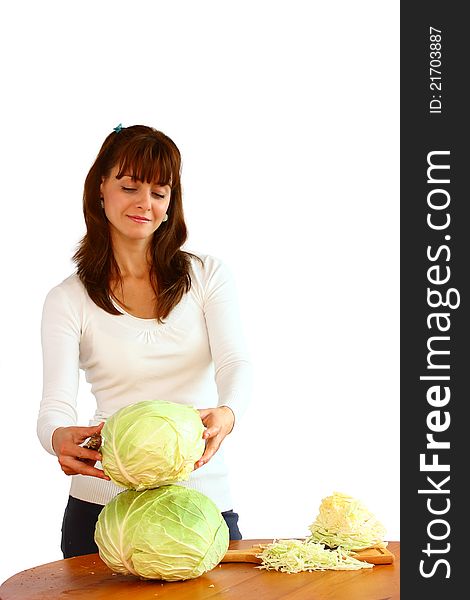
0, 0, 399, 585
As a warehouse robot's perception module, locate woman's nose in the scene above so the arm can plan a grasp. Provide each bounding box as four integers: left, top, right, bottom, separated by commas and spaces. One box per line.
136, 189, 152, 210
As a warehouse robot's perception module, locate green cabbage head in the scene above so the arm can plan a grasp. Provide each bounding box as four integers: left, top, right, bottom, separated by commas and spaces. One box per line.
101, 400, 205, 490
95, 485, 229, 581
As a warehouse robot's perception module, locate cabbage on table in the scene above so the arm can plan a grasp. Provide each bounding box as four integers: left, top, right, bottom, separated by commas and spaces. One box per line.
101, 400, 205, 490
256, 491, 387, 574
307, 491, 387, 551
95, 485, 229, 581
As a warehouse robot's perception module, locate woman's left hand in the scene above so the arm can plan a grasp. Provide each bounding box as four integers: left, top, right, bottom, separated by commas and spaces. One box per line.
195, 406, 235, 469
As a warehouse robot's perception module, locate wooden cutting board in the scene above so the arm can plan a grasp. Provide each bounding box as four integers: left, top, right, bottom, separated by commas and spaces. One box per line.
222, 543, 395, 565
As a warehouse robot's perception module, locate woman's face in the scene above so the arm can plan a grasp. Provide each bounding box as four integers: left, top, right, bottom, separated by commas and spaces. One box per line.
100, 165, 171, 243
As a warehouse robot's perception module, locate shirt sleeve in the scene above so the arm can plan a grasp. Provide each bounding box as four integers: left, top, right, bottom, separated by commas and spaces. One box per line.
202, 256, 253, 424
37, 283, 81, 455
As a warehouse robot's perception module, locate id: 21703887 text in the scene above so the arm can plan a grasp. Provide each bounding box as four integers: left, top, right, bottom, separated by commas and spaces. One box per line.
429, 26, 443, 114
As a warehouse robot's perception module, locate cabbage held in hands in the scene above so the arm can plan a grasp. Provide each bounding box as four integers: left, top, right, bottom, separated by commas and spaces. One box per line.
101, 400, 205, 490
95, 485, 229, 581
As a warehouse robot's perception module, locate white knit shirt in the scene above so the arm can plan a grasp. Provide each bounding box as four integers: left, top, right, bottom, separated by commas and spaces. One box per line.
37, 254, 252, 512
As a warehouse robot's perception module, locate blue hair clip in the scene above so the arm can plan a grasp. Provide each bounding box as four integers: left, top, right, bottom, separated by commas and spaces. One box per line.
113, 123, 123, 133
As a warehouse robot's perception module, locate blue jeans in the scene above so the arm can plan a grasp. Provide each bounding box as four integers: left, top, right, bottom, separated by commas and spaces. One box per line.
61, 495, 242, 559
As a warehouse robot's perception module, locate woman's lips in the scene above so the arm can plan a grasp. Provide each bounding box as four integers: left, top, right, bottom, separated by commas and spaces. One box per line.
127, 215, 151, 223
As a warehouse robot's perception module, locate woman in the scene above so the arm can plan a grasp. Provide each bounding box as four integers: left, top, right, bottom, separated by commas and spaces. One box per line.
37, 124, 252, 559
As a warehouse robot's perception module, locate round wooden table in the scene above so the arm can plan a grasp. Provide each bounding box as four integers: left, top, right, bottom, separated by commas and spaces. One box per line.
0, 540, 400, 599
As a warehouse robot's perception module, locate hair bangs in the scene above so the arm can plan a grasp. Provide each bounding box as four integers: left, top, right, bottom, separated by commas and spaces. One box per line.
115, 138, 179, 188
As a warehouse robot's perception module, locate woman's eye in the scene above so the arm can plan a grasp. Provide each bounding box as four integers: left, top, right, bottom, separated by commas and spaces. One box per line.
121, 186, 164, 198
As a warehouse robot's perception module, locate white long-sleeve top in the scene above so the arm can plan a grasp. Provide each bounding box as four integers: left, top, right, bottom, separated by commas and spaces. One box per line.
37, 253, 252, 511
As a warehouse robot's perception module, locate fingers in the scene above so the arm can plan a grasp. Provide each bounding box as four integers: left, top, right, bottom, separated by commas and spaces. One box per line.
75, 422, 105, 444
194, 407, 235, 470
76, 445, 102, 463
198, 407, 234, 434
53, 423, 110, 480
59, 454, 110, 480
62, 435, 102, 462
202, 423, 221, 440
198, 408, 211, 421
198, 437, 220, 467
194, 425, 223, 470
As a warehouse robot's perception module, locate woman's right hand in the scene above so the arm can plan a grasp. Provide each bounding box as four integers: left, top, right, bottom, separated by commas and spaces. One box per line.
52, 422, 111, 480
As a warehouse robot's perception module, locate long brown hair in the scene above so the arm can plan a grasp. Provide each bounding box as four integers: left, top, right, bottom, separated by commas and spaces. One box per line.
73, 124, 200, 322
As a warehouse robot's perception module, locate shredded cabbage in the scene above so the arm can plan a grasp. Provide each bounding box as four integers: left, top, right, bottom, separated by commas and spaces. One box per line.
307, 491, 387, 551
256, 539, 373, 573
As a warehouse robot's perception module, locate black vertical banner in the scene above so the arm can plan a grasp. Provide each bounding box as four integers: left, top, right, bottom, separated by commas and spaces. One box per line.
401, 3, 467, 598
